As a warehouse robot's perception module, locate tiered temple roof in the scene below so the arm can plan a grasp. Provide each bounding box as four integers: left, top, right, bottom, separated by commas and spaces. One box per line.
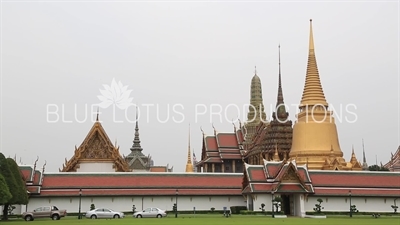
60, 116, 130, 172
125, 112, 152, 171
196, 125, 245, 173
384, 145, 400, 172
244, 46, 293, 164
243, 160, 400, 196
243, 68, 268, 148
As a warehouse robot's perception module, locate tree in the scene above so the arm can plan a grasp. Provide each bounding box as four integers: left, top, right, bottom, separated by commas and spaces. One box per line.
7, 158, 29, 204
0, 174, 12, 205
259, 203, 265, 212
313, 198, 324, 214
368, 165, 389, 171
0, 153, 19, 220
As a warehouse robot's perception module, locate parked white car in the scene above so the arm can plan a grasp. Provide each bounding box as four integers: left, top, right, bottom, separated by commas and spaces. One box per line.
85, 208, 124, 219
133, 207, 167, 218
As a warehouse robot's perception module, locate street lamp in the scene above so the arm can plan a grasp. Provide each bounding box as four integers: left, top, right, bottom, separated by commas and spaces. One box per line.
78, 188, 82, 219
175, 189, 179, 218
348, 190, 352, 218
271, 191, 275, 218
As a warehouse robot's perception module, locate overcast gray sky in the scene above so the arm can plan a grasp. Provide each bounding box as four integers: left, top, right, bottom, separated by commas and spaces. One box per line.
1, 1, 398, 172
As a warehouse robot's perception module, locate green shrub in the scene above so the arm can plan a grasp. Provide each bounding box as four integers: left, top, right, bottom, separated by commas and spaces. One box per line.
230, 206, 247, 214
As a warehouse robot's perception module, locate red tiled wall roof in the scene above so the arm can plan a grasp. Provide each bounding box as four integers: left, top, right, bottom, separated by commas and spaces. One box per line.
41, 173, 242, 189
38, 188, 241, 197
309, 171, 400, 188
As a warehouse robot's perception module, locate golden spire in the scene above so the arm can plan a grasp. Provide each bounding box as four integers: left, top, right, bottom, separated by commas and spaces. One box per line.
185, 124, 194, 172
300, 19, 328, 107
273, 142, 280, 161
350, 145, 358, 164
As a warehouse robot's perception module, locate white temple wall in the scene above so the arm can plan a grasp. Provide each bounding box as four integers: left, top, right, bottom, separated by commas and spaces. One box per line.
25, 195, 246, 213
251, 194, 273, 212
76, 162, 115, 172
294, 194, 305, 217
304, 196, 396, 213
13, 195, 398, 215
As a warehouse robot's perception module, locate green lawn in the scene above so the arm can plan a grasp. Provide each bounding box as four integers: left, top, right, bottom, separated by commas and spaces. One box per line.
3, 215, 400, 225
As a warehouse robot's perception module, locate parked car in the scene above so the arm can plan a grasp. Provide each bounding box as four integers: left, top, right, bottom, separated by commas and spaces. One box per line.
133, 207, 167, 218
85, 208, 124, 219
22, 206, 67, 221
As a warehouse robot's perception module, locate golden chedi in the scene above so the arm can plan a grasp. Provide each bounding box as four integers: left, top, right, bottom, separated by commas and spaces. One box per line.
289, 20, 359, 170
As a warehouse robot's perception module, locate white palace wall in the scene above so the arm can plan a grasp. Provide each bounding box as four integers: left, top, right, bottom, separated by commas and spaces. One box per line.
305, 196, 397, 213
24, 195, 246, 214
3, 194, 397, 216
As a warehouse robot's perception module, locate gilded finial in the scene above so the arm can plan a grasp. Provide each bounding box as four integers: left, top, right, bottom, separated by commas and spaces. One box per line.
309, 19, 314, 50
273, 142, 280, 161
254, 65, 257, 75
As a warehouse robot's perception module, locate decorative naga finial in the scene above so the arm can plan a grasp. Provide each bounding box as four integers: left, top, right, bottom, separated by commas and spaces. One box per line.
238, 119, 242, 129
33, 156, 39, 171
200, 126, 205, 135
42, 160, 47, 173
212, 123, 217, 135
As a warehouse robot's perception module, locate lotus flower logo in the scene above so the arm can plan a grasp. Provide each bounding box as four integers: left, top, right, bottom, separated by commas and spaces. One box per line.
97, 78, 133, 109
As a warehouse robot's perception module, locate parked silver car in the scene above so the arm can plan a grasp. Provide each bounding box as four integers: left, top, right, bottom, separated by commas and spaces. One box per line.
85, 208, 124, 219
133, 207, 167, 218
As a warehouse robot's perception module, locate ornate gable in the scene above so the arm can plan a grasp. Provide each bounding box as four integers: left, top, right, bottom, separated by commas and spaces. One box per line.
275, 163, 312, 193
242, 160, 314, 195
60, 120, 130, 172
